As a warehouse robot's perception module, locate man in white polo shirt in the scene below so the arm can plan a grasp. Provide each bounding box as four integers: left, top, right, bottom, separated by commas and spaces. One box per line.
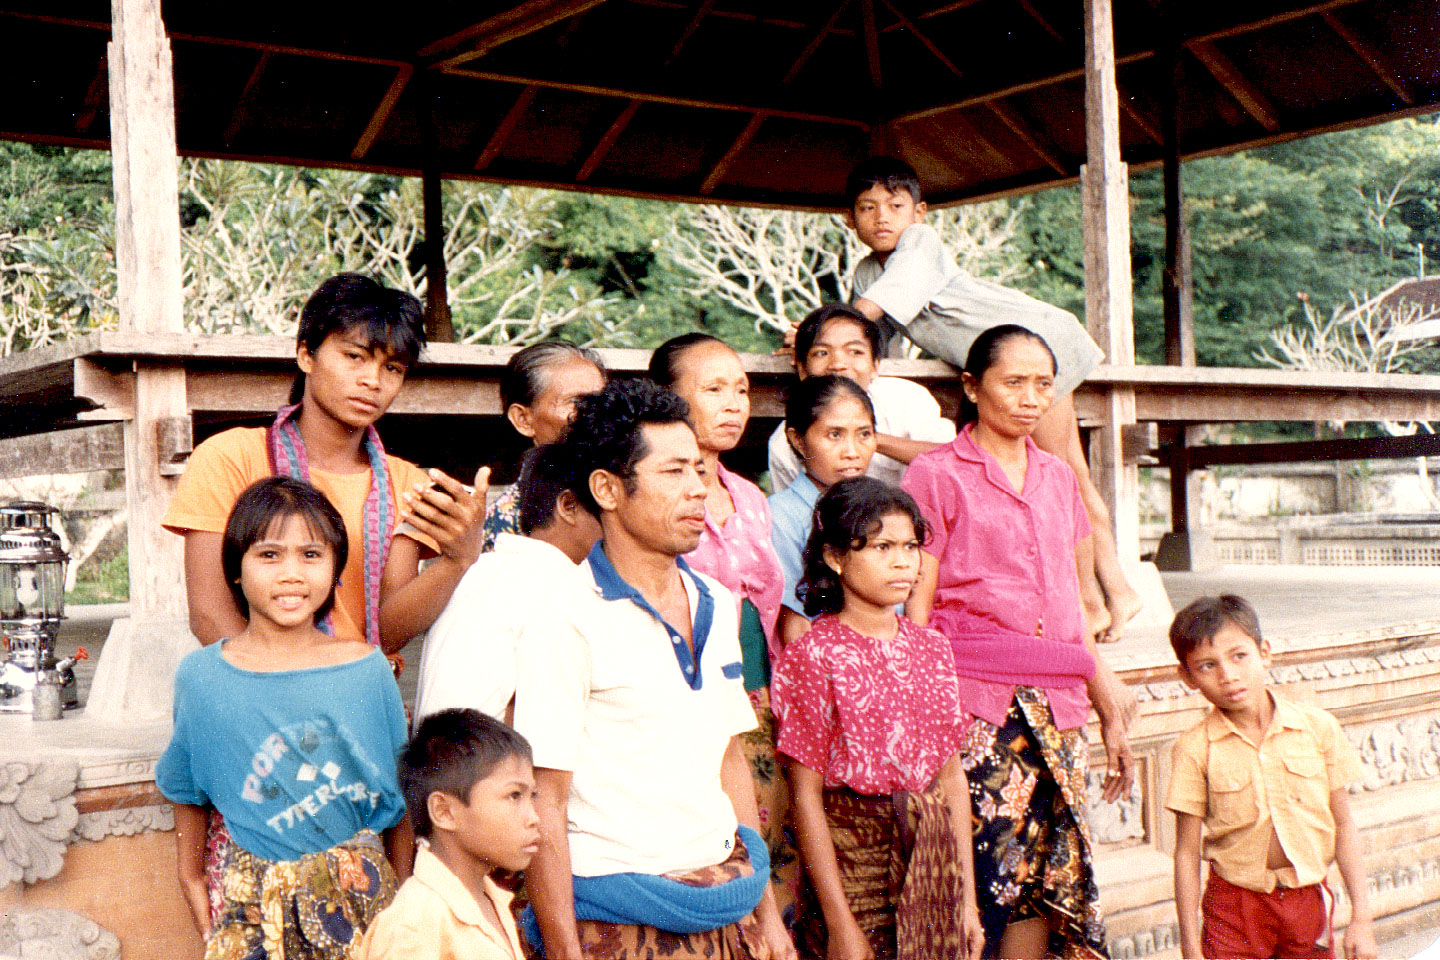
514, 379, 795, 960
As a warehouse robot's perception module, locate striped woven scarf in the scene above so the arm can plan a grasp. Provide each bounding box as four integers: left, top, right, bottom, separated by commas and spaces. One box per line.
266, 403, 393, 646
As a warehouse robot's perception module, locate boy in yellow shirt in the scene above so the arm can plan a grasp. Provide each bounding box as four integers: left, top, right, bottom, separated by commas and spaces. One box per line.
361, 709, 538, 960
1164, 596, 1376, 959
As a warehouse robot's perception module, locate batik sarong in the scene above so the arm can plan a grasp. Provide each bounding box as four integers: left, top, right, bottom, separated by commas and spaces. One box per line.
205, 829, 397, 960
960, 686, 1107, 959
740, 684, 800, 928
572, 834, 771, 959
794, 783, 965, 959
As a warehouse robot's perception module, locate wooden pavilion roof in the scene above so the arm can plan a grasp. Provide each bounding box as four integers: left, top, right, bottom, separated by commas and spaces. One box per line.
2, 0, 1438, 210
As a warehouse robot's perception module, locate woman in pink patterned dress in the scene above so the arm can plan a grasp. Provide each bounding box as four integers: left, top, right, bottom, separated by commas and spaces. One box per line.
648, 333, 799, 926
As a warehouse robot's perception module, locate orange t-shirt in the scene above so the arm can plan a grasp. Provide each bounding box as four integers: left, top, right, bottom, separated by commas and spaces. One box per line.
162, 426, 436, 643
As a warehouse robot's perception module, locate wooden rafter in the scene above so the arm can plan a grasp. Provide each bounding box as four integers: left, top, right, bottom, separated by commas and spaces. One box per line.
442, 65, 867, 127
351, 65, 413, 160
223, 50, 273, 149
664, 0, 718, 66
1119, 95, 1162, 144
578, 101, 642, 180
700, 114, 766, 194
420, 0, 607, 69
700, 1, 851, 195
1186, 38, 1280, 132
1322, 12, 1414, 105
988, 101, 1066, 174
916, 0, 987, 19
860, 0, 883, 88
474, 85, 538, 170
1015, 0, 1065, 44
877, 0, 961, 76
73, 53, 108, 135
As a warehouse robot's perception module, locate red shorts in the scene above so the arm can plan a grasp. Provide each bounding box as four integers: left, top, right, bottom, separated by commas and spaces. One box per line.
1202, 873, 1332, 959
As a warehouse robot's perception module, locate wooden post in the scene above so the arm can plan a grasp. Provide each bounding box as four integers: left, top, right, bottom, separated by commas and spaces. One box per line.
1161, 33, 1196, 367
422, 166, 454, 342
87, 0, 197, 723
1081, 0, 1140, 565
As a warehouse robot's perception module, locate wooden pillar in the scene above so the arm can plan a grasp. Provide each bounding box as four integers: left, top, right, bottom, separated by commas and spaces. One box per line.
1081, 0, 1140, 564
87, 0, 196, 723
422, 166, 454, 342
108, 0, 187, 621
1160, 32, 1195, 367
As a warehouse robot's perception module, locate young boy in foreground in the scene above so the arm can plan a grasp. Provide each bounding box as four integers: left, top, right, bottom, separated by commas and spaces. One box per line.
838, 156, 1142, 643
360, 709, 538, 960
1164, 596, 1376, 960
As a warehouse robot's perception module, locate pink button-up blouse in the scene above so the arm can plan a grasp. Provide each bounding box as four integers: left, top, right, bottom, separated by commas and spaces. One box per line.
901, 424, 1094, 730
687, 463, 785, 664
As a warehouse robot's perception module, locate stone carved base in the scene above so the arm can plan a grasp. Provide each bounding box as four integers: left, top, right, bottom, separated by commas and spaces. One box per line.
0, 759, 79, 886
0, 908, 120, 960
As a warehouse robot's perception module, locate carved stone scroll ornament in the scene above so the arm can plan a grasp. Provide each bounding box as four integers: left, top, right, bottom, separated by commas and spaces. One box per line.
0, 908, 120, 960
0, 758, 80, 886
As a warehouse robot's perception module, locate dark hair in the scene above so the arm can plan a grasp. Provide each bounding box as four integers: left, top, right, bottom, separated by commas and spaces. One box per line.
289, 274, 427, 405
558, 378, 693, 516
795, 304, 882, 367
221, 477, 349, 623
798, 477, 929, 617
500, 341, 606, 413
958, 324, 1058, 424
846, 156, 923, 206
784, 375, 875, 452
517, 443, 591, 535
1169, 595, 1264, 667
647, 333, 730, 387
400, 708, 533, 839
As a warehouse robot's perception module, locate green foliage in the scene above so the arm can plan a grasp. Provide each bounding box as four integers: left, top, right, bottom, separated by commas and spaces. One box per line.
68, 547, 129, 605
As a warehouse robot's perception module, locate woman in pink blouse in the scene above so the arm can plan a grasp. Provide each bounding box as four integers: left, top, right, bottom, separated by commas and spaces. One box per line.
649, 333, 798, 923
902, 325, 1135, 960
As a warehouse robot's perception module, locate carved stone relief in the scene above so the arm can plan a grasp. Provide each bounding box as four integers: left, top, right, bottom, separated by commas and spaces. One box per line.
1108, 922, 1178, 959
0, 758, 79, 886
0, 908, 120, 960
1086, 769, 1146, 845
1346, 710, 1440, 792
72, 803, 174, 843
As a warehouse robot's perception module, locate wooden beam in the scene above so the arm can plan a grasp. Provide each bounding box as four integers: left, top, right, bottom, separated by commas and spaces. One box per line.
110, 0, 189, 621
700, 114, 765, 195
784, 1, 852, 83
474, 85, 538, 171
351, 65, 413, 160
1160, 24, 1195, 367
860, 0, 883, 88
577, 101, 642, 181
1016, 0, 1065, 45
916, 0, 987, 18
442, 65, 867, 127
74, 54, 109, 135
1083, 0, 1139, 562
421, 0, 608, 69
1186, 433, 1440, 469
1186, 38, 1280, 132
1322, 12, 1414, 106
663, 0, 718, 67
422, 167, 453, 343
987, 100, 1066, 174
222, 50, 272, 149
1119, 94, 1162, 144
0, 424, 125, 479
876, 0, 960, 76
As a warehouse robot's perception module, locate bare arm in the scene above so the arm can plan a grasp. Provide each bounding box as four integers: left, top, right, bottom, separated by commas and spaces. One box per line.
174, 802, 213, 939
1173, 812, 1203, 960
788, 760, 872, 960
377, 467, 490, 653
852, 298, 885, 323
1084, 626, 1135, 801
182, 532, 247, 645
905, 553, 939, 627
1332, 788, 1378, 959
937, 755, 985, 960
527, 767, 582, 960
384, 813, 415, 883
873, 434, 941, 467
720, 737, 797, 960
778, 607, 812, 649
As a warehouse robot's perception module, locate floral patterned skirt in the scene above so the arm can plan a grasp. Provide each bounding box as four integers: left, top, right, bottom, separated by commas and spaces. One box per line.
205, 829, 397, 960
794, 783, 966, 960
573, 832, 770, 959
740, 685, 801, 927
959, 687, 1108, 960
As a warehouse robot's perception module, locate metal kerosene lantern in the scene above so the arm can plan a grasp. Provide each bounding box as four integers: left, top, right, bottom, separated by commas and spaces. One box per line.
0, 502, 86, 717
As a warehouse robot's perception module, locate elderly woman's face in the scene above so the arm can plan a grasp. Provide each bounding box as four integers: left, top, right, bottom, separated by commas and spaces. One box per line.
520, 357, 606, 446
671, 341, 750, 455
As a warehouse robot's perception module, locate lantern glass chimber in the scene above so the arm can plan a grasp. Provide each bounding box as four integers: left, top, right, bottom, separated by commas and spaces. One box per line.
0, 502, 83, 716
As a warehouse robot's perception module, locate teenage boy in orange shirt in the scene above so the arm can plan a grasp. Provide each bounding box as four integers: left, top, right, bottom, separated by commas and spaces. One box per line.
1165, 595, 1376, 960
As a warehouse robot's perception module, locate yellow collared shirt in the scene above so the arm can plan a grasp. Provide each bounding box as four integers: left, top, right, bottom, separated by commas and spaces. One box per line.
1164, 693, 1362, 893
358, 846, 524, 960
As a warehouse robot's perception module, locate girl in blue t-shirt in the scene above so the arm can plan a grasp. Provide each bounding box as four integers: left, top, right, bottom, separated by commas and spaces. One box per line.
157, 477, 407, 960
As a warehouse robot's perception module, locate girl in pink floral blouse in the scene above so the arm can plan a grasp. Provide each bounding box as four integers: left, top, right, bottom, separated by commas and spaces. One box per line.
773, 477, 983, 960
